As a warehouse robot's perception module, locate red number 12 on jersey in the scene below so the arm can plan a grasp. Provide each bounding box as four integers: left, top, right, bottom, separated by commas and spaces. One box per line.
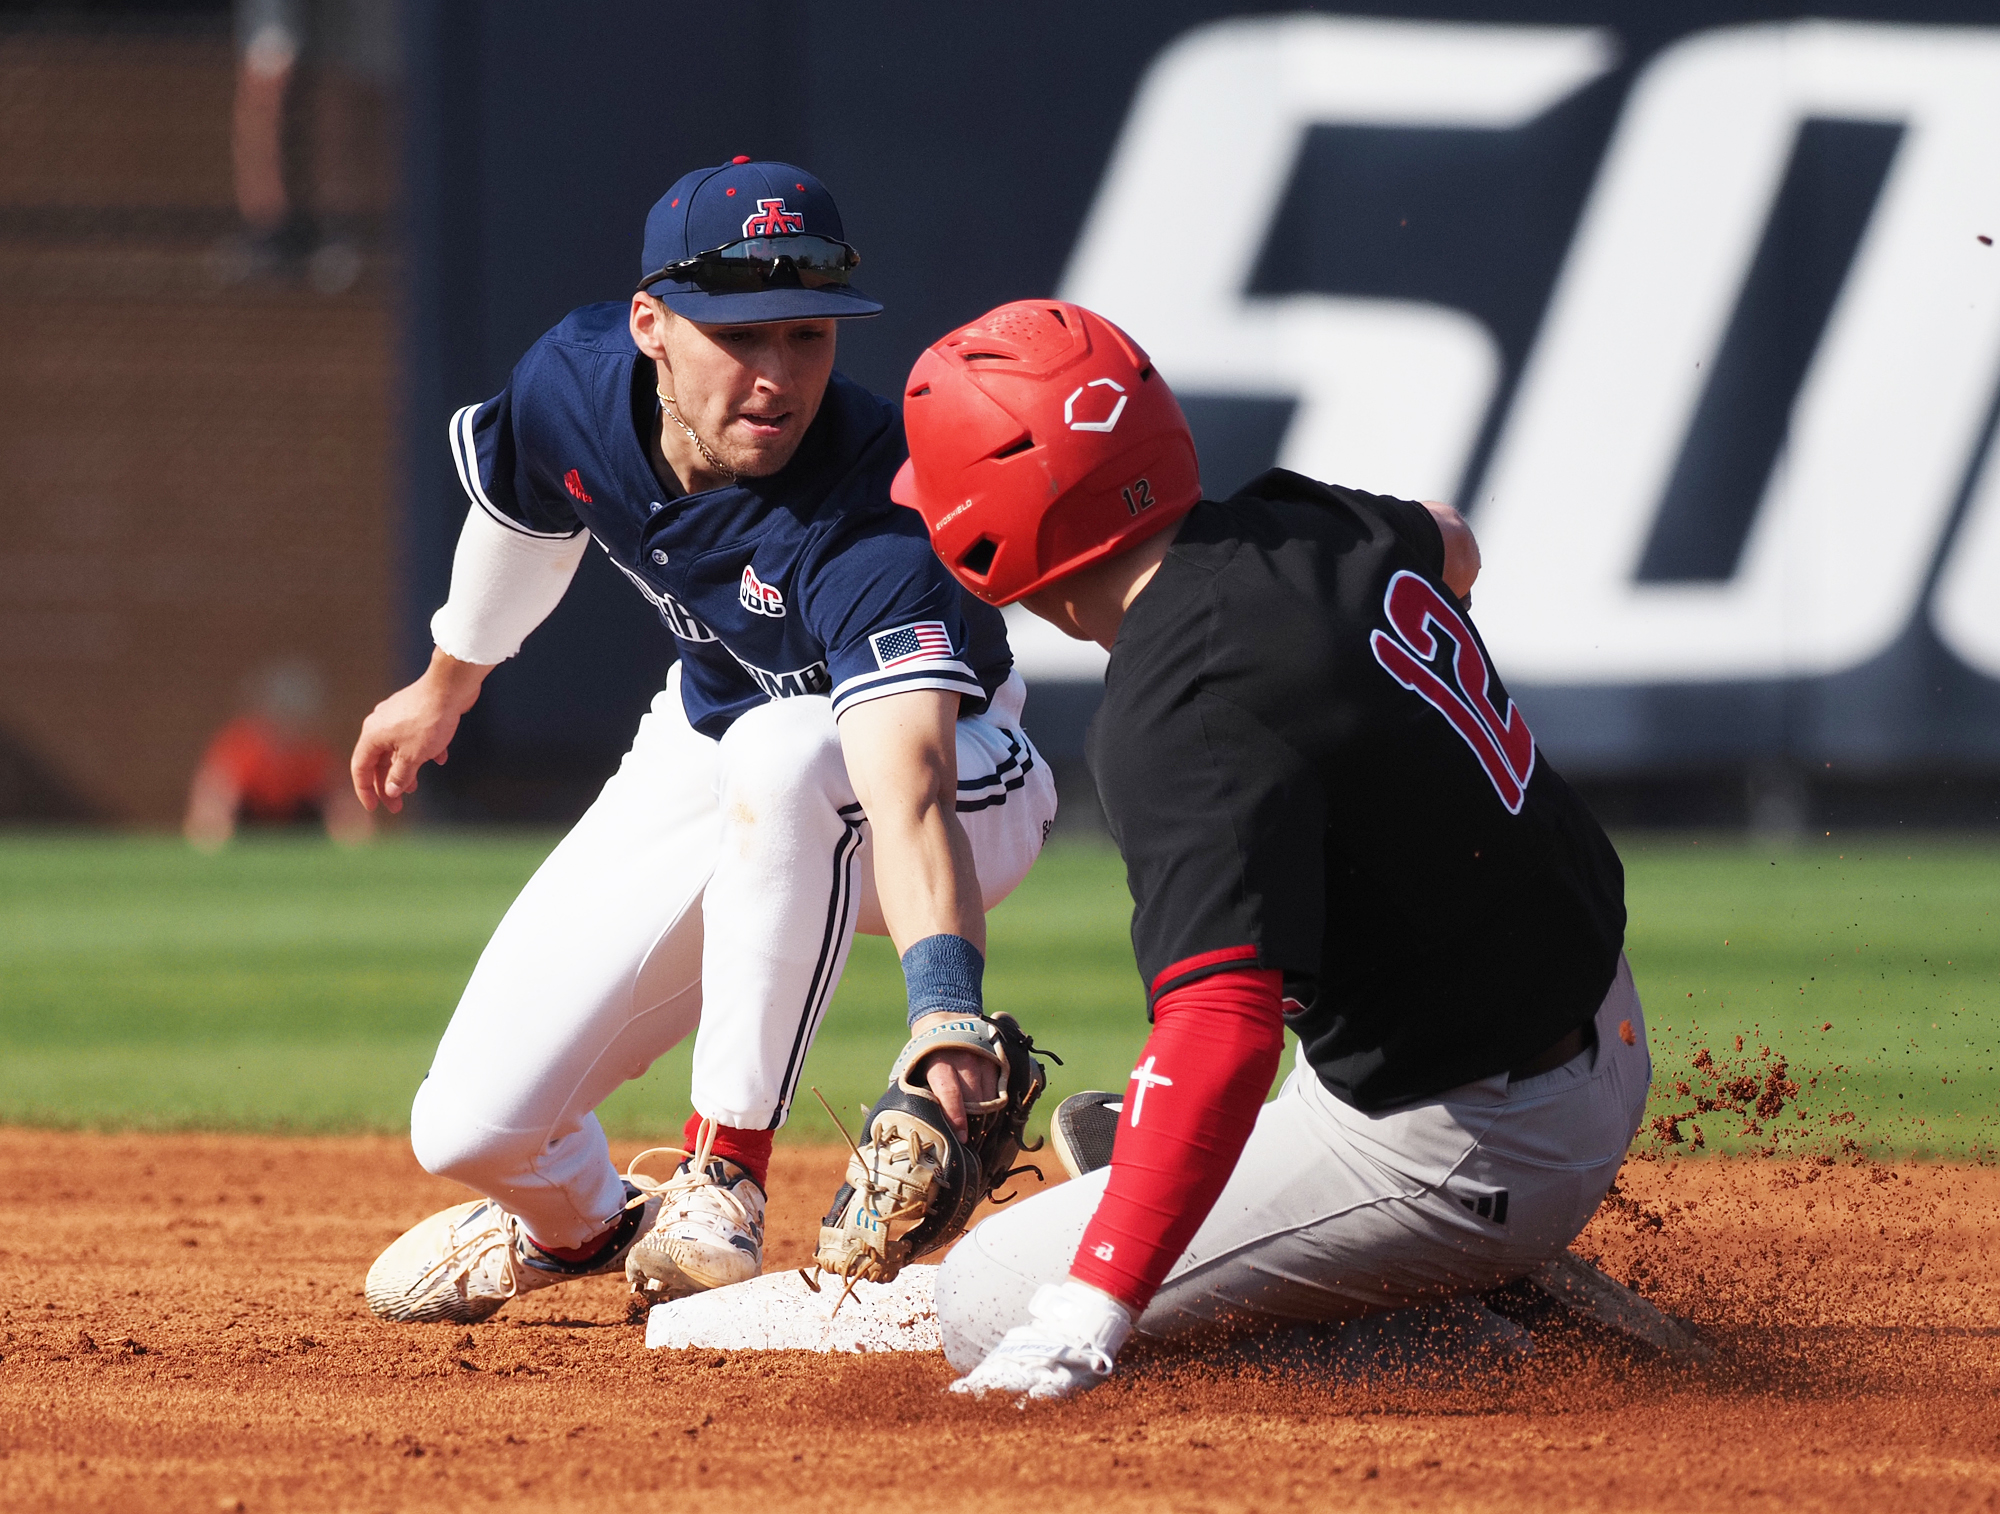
1369, 570, 1537, 814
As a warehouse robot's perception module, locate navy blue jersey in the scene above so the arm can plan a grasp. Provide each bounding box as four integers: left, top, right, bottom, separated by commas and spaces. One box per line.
448, 301, 1013, 737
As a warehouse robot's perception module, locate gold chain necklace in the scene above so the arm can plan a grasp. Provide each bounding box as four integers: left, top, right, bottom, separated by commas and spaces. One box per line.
657, 389, 736, 480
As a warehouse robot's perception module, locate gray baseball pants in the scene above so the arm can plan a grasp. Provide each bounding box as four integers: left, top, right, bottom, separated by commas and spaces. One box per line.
936, 956, 1649, 1370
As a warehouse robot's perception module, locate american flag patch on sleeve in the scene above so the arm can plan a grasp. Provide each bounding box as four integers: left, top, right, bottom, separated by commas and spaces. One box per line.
869, 620, 954, 670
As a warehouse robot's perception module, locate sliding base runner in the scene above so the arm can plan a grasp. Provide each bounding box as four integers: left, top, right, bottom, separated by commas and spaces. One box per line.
887, 298, 1648, 1401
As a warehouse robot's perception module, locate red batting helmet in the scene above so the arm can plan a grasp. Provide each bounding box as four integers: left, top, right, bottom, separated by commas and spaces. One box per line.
890, 301, 1201, 606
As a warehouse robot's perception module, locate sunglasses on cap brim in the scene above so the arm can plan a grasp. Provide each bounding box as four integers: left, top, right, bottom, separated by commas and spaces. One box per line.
637, 234, 860, 296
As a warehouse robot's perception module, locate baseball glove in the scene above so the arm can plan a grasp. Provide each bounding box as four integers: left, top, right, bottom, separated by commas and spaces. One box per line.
815, 1011, 1054, 1286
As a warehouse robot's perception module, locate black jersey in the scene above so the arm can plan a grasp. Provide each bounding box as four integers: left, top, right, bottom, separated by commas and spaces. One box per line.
1088, 469, 1626, 1112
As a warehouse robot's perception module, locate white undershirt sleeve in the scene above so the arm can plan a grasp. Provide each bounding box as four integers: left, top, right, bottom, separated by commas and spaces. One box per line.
428, 503, 588, 665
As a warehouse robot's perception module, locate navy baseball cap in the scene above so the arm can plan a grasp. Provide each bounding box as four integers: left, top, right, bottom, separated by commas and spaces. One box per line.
637, 158, 881, 323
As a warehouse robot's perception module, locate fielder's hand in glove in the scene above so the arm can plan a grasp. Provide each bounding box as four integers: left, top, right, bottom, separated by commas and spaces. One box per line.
949, 1280, 1135, 1402
910, 1008, 996, 1138
815, 1011, 1052, 1285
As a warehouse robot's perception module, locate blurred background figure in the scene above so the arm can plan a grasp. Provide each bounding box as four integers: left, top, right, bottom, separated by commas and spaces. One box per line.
0, 4, 397, 831
219, 0, 398, 292
184, 661, 372, 849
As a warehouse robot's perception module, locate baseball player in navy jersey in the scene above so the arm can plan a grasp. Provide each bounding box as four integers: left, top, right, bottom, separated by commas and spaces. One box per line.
883, 300, 1648, 1400
351, 160, 1055, 1324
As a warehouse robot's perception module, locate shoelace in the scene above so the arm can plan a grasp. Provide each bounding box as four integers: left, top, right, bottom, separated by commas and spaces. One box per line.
811, 1097, 931, 1301
401, 1127, 755, 1310
403, 1201, 523, 1305
623, 1118, 759, 1236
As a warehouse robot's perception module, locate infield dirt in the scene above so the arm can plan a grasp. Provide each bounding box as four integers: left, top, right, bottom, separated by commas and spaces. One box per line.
3, 1129, 1997, 1512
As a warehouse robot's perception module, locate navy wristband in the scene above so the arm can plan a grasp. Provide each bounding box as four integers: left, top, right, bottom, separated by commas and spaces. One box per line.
901, 933, 985, 1029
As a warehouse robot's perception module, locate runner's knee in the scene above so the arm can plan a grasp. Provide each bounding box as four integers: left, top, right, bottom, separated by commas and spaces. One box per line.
936, 1224, 1046, 1371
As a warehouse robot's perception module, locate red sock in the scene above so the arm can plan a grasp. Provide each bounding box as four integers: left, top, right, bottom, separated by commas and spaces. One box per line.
1069, 966, 1286, 1314
682, 1111, 772, 1190
529, 1231, 619, 1263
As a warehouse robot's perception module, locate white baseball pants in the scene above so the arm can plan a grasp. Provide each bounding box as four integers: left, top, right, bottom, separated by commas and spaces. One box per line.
936, 957, 1650, 1369
409, 665, 1056, 1249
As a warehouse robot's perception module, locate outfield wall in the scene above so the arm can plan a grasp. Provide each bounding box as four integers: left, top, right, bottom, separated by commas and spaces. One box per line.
403, 1, 2000, 823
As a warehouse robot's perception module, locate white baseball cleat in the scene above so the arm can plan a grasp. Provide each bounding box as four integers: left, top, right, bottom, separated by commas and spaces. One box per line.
624, 1124, 767, 1304
365, 1185, 660, 1325
949, 1280, 1134, 1403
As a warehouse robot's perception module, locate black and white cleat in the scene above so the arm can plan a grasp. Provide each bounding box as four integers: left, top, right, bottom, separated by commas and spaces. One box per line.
1049, 1090, 1123, 1180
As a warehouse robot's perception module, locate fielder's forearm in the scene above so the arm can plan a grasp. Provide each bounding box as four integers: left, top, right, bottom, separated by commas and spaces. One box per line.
866, 795, 985, 955
415, 646, 495, 716
838, 689, 985, 955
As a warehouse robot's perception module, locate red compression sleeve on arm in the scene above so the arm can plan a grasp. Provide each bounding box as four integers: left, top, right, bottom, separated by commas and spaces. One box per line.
1068, 965, 1287, 1313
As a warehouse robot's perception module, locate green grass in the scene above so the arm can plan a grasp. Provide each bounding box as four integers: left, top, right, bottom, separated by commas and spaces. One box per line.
2, 829, 1997, 1156
1618, 834, 2000, 1160
0, 831, 1148, 1144
0, 834, 542, 1133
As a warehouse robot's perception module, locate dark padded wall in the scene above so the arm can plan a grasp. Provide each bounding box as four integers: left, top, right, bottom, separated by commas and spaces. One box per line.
402, 0, 2000, 819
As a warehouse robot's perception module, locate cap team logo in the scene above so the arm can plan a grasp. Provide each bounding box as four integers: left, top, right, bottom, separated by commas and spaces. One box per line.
741, 197, 805, 238
869, 620, 953, 670
739, 564, 786, 618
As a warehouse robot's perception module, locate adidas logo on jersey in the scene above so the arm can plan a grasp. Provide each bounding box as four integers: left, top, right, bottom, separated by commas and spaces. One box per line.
562, 468, 592, 503
739, 563, 786, 618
